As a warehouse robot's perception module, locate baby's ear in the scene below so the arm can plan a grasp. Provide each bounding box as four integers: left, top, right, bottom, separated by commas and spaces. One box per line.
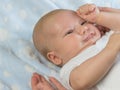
47, 51, 62, 65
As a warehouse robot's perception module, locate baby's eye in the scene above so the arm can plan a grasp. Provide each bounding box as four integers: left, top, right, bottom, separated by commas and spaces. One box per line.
81, 21, 87, 25
65, 30, 73, 36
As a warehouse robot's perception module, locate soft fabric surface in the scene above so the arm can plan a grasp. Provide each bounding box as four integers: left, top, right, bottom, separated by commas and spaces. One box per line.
0, 0, 120, 90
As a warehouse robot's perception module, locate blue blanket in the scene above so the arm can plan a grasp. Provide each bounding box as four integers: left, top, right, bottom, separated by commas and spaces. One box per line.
0, 0, 120, 90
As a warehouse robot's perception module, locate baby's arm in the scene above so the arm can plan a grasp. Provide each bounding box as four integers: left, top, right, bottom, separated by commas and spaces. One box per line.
77, 4, 120, 32
70, 33, 120, 90
99, 6, 120, 13
96, 10, 120, 32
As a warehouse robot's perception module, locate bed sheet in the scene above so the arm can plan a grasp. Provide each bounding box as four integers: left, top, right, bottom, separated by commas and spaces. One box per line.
0, 0, 120, 90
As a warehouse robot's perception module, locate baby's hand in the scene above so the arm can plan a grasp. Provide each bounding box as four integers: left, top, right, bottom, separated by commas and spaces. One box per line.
77, 4, 100, 23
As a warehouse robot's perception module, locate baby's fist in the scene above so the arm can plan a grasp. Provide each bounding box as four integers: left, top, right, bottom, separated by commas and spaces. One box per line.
77, 4, 100, 23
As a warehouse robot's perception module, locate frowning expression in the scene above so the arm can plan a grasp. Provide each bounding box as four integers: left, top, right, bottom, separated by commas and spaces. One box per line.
47, 10, 101, 64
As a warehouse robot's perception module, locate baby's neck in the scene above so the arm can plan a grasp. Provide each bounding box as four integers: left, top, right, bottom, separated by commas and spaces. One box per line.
62, 43, 96, 66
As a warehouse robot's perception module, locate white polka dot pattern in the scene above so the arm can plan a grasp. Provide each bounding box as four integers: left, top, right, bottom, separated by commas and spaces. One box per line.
0, 0, 120, 90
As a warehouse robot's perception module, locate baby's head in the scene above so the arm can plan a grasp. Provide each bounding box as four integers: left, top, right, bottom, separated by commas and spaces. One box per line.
33, 9, 103, 66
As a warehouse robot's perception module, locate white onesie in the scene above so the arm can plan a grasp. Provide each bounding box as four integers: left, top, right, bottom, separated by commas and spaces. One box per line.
60, 31, 120, 90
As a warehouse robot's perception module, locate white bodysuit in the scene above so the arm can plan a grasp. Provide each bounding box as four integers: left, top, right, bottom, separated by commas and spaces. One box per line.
60, 31, 120, 90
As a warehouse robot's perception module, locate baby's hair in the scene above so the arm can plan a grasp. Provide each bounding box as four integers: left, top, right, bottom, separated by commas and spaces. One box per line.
96, 24, 110, 36
33, 9, 67, 60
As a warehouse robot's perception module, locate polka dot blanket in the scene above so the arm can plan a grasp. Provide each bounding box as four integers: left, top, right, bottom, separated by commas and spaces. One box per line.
0, 0, 120, 90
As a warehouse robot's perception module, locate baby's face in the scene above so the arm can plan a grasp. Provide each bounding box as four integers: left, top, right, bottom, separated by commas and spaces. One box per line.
47, 10, 101, 64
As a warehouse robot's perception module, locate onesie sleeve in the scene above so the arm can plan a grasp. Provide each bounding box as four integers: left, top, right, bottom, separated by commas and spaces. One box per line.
60, 45, 100, 90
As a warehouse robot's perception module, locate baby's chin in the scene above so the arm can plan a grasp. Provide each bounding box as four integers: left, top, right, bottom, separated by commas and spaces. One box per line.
95, 24, 110, 36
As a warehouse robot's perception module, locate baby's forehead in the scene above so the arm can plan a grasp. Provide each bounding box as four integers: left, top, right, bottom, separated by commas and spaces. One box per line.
54, 10, 83, 23
41, 9, 82, 35
40, 9, 79, 28
54, 10, 77, 18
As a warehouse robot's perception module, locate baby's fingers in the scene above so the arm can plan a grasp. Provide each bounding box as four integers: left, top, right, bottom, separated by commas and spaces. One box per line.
78, 11, 97, 22
77, 4, 96, 15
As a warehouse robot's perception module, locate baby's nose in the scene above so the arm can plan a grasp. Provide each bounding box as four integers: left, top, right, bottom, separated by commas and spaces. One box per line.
79, 26, 88, 35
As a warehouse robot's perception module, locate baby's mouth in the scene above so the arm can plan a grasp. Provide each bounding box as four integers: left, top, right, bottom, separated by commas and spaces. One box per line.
83, 32, 95, 42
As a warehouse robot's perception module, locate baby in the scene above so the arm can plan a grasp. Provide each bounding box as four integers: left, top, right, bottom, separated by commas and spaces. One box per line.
32, 4, 120, 90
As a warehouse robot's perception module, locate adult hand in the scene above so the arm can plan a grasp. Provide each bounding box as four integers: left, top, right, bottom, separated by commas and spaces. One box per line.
31, 73, 67, 90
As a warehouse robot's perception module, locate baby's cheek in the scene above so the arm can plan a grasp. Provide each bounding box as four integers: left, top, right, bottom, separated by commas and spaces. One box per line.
93, 34, 101, 43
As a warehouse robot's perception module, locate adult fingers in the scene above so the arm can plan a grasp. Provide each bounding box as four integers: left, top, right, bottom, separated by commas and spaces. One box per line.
31, 73, 40, 90
49, 77, 67, 90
